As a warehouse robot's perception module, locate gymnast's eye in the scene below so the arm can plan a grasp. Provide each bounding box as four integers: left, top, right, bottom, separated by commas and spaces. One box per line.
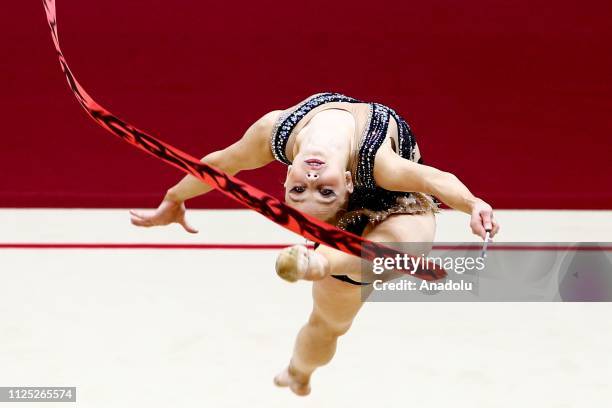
291, 186, 305, 193
319, 188, 335, 197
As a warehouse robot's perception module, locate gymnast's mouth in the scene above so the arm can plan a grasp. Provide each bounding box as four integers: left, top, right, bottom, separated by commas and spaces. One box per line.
304, 158, 325, 169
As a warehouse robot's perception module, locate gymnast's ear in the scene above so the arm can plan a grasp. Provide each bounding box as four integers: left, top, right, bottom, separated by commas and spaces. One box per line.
344, 171, 354, 193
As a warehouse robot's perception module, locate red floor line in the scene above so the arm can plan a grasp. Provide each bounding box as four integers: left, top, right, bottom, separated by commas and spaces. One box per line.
0, 243, 290, 250
0, 243, 611, 251
434, 245, 612, 251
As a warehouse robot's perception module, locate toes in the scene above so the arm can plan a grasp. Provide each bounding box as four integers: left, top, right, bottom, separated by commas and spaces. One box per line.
275, 245, 330, 282
273, 374, 288, 388
276, 252, 300, 282
275, 245, 307, 282
273, 368, 311, 396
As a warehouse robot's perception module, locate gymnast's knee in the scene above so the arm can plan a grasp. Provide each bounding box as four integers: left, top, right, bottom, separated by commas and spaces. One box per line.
307, 310, 352, 339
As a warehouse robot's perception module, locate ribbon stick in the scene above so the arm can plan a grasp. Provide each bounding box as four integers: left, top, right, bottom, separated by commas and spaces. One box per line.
41, 0, 445, 281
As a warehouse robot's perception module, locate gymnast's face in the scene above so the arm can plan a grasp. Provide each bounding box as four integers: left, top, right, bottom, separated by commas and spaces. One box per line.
284, 157, 354, 223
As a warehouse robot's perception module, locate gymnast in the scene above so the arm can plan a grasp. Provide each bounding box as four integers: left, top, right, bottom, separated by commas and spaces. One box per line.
129, 92, 499, 396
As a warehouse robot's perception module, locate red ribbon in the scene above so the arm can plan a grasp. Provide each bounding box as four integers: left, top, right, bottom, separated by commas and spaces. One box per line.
41, 0, 446, 281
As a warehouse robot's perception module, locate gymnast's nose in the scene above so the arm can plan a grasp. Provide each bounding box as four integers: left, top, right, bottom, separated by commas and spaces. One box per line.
306, 171, 319, 180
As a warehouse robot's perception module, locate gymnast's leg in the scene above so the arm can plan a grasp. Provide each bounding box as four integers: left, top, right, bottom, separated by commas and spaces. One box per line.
274, 274, 363, 396
276, 211, 436, 282
274, 211, 436, 395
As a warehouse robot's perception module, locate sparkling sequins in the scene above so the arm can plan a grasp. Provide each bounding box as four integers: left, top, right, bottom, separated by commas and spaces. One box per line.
356, 103, 390, 189
270, 92, 360, 165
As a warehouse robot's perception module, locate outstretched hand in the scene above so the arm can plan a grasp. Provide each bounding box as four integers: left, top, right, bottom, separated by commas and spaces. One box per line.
129, 198, 198, 234
470, 199, 500, 240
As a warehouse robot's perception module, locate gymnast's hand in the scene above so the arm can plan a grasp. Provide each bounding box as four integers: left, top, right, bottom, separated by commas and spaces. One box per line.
129, 198, 198, 233
470, 199, 500, 240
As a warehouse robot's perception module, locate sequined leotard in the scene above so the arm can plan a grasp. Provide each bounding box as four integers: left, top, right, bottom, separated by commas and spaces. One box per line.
271, 92, 438, 285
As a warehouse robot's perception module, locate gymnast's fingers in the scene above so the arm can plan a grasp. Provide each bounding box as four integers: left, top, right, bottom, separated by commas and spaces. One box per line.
470, 216, 486, 239
490, 217, 500, 238
480, 209, 493, 233
130, 215, 153, 227
179, 217, 199, 234
129, 209, 158, 226
129, 209, 151, 221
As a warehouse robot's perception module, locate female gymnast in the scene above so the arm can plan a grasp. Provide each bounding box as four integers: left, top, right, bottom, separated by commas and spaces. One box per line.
129, 92, 499, 396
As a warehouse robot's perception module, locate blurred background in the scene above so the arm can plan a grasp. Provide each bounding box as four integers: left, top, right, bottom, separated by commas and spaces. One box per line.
2, 0, 611, 209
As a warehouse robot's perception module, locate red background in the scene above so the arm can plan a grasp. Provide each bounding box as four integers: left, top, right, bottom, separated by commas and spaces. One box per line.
2, 0, 611, 209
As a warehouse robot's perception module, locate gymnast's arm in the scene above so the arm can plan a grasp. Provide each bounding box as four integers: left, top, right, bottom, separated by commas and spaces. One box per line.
164, 110, 280, 202
129, 110, 281, 232
373, 140, 500, 239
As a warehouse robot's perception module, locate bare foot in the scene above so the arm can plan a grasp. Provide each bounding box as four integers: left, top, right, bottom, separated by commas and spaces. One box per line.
273, 366, 311, 396
275, 245, 329, 282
